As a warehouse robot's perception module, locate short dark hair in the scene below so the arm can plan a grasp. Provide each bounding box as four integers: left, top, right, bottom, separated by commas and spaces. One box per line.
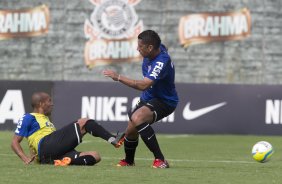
138, 30, 161, 50
31, 92, 49, 108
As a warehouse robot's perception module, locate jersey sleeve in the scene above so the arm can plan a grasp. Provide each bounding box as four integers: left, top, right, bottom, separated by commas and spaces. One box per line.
15, 114, 33, 137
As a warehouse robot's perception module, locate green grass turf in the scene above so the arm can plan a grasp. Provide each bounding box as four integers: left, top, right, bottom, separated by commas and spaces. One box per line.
1, 131, 282, 184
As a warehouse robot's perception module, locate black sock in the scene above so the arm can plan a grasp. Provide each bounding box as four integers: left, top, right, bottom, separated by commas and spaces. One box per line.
85, 120, 114, 142
71, 155, 96, 166
124, 137, 139, 164
136, 123, 164, 161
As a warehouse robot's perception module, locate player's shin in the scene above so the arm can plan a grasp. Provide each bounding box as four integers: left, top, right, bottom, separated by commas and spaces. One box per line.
124, 137, 139, 164
85, 120, 114, 142
136, 123, 165, 161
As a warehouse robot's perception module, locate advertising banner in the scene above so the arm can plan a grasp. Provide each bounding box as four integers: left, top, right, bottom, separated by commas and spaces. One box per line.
52, 81, 282, 135
0, 81, 53, 130
175, 84, 282, 135
178, 8, 251, 47
52, 81, 140, 132
2, 80, 282, 135
0, 5, 50, 40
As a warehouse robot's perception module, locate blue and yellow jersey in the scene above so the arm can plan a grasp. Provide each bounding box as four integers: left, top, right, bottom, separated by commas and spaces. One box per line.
15, 113, 56, 158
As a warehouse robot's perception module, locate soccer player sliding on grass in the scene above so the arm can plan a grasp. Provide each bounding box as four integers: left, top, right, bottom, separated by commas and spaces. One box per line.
103, 30, 179, 168
11, 92, 125, 166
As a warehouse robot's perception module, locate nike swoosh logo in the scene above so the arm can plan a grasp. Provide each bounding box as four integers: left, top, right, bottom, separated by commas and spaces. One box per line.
148, 134, 154, 140
183, 102, 227, 120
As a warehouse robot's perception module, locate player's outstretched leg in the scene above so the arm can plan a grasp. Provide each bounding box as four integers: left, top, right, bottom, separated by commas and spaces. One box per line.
84, 119, 125, 148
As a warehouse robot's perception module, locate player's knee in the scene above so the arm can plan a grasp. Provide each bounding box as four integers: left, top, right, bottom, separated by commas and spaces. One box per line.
77, 118, 90, 127
77, 118, 96, 134
130, 114, 142, 126
90, 151, 101, 163
77, 118, 89, 129
131, 113, 150, 127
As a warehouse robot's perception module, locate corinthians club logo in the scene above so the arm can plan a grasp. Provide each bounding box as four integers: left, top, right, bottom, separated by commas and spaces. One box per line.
84, 0, 143, 68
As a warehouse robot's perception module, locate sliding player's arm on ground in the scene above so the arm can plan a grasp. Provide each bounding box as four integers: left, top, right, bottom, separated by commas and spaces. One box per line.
11, 135, 35, 164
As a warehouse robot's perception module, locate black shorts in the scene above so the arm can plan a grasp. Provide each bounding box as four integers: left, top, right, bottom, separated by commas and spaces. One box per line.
128, 98, 176, 124
39, 122, 82, 164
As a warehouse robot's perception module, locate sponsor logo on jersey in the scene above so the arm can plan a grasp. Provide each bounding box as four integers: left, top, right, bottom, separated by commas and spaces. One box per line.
0, 5, 49, 40
84, 0, 143, 68
150, 61, 164, 79
178, 8, 251, 47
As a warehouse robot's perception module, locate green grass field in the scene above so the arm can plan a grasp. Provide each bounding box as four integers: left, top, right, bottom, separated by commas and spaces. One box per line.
1, 131, 281, 184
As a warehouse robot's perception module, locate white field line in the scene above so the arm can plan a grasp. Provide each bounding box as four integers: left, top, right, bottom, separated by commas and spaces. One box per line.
0, 153, 254, 164
102, 156, 255, 164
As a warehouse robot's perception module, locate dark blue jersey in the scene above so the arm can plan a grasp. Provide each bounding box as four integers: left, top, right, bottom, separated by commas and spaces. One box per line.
141, 44, 179, 107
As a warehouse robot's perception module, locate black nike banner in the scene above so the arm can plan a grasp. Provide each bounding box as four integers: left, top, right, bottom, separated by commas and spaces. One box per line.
2, 81, 282, 135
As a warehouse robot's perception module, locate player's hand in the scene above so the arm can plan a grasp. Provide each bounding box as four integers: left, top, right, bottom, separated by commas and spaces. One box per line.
23, 154, 37, 165
103, 69, 119, 81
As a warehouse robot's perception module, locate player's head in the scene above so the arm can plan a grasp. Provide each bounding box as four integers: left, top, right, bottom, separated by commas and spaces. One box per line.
137, 30, 161, 58
31, 92, 53, 116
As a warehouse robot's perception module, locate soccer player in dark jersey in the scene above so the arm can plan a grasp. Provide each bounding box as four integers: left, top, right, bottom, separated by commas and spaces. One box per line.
11, 92, 125, 166
103, 30, 179, 168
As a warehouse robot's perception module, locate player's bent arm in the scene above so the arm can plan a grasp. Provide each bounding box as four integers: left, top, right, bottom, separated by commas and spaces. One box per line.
11, 135, 33, 164
118, 75, 153, 91
103, 69, 153, 91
